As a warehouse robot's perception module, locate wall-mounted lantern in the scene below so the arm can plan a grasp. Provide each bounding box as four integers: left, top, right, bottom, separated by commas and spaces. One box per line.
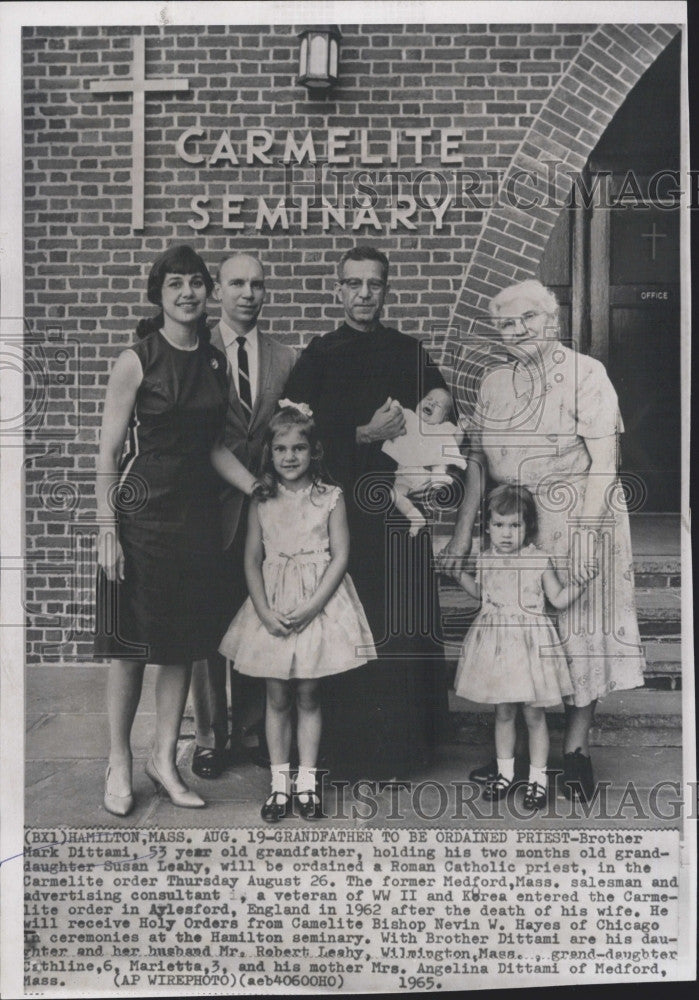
297, 26, 341, 95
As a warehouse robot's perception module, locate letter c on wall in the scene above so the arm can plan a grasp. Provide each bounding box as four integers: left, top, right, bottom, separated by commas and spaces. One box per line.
176, 127, 205, 164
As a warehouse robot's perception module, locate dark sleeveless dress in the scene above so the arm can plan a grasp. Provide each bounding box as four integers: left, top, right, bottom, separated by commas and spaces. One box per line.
94, 330, 228, 665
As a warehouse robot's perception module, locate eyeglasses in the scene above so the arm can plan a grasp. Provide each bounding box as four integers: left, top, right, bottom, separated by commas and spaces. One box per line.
494, 310, 545, 331
340, 278, 386, 292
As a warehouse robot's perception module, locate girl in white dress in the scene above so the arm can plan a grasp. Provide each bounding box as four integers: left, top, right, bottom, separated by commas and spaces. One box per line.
453, 485, 592, 809
219, 402, 375, 822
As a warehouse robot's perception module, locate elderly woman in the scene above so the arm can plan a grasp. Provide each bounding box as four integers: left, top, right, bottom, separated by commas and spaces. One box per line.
94, 244, 260, 815
441, 279, 645, 800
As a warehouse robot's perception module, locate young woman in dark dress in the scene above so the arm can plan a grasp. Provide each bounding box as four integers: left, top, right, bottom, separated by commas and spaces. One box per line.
95, 245, 261, 815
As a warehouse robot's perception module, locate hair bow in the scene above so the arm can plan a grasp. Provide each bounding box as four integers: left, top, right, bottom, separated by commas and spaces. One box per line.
278, 399, 313, 419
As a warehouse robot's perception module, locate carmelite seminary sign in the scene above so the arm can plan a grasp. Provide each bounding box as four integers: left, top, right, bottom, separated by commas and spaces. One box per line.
89, 33, 684, 234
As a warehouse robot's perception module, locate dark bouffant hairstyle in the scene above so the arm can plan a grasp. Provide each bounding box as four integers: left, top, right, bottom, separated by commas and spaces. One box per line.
136, 244, 214, 340
258, 405, 330, 501
338, 245, 389, 284
485, 483, 538, 546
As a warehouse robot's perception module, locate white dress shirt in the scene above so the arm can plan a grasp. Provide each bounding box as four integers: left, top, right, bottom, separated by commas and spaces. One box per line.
219, 321, 259, 407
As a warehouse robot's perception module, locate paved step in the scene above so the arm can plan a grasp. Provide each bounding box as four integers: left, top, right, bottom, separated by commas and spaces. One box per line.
642, 639, 683, 677
635, 572, 682, 587
446, 688, 682, 748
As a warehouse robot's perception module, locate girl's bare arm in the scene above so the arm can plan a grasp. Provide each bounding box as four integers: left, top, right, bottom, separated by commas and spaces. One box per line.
286, 493, 350, 631
243, 502, 292, 636
456, 570, 480, 600
542, 564, 590, 609
211, 441, 259, 496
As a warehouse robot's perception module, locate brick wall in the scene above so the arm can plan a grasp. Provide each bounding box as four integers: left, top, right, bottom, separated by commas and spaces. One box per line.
21, 22, 680, 661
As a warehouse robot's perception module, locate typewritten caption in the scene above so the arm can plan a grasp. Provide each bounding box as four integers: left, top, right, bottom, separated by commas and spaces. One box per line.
24, 828, 680, 992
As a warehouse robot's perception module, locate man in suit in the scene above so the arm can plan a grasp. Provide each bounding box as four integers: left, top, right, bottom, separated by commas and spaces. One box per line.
190, 253, 297, 778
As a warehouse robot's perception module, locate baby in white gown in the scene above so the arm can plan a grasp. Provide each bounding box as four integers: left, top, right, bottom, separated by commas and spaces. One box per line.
382, 387, 466, 535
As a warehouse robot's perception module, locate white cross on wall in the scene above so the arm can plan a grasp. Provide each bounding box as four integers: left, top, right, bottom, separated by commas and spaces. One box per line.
89, 34, 189, 230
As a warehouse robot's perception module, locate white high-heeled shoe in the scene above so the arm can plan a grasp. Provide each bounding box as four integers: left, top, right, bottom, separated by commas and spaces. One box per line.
104, 764, 134, 817
145, 758, 205, 809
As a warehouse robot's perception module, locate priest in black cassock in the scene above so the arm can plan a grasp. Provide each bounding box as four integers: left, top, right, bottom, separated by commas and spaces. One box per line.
283, 246, 450, 782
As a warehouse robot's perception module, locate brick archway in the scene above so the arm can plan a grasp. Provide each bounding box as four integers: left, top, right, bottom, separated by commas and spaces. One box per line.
447, 22, 681, 354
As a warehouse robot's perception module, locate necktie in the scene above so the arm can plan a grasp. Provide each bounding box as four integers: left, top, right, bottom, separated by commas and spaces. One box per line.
236, 336, 253, 422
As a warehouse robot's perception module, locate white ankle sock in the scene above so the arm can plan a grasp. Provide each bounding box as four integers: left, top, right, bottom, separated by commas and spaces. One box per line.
529, 765, 548, 789
295, 765, 316, 794
497, 757, 515, 782
270, 763, 290, 795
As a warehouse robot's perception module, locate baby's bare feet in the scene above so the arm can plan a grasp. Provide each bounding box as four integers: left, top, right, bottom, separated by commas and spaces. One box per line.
408, 512, 427, 536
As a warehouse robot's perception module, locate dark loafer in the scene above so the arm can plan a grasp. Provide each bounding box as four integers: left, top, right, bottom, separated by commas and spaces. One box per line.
191, 746, 226, 780
295, 790, 323, 821
563, 749, 595, 803
261, 791, 291, 823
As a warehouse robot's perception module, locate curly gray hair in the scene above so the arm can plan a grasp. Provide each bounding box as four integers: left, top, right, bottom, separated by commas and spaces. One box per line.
489, 279, 559, 318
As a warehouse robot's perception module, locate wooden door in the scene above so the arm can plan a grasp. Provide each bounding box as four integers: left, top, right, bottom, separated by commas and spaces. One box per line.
590, 174, 681, 511
537, 30, 681, 513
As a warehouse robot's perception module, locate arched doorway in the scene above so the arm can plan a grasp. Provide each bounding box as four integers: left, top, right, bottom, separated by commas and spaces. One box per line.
537, 34, 681, 512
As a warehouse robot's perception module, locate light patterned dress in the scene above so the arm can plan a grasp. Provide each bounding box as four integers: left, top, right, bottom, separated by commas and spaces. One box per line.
219, 483, 376, 680
454, 545, 573, 707
468, 343, 645, 707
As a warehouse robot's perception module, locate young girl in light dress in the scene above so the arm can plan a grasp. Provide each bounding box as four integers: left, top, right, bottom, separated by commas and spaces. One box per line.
453, 485, 592, 810
219, 402, 375, 822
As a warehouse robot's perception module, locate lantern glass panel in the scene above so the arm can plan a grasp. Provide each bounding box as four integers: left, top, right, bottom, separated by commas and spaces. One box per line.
329, 39, 338, 78
299, 36, 308, 75
309, 34, 327, 76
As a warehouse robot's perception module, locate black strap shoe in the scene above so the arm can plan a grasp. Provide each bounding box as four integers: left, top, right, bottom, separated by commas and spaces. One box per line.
261, 791, 291, 823
483, 773, 512, 801
294, 789, 323, 821
523, 781, 547, 810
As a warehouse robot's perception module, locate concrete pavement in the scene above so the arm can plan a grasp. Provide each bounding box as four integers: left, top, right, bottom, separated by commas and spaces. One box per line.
25, 665, 684, 830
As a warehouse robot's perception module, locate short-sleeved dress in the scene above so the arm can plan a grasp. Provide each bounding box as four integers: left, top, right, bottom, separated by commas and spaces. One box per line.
468, 343, 645, 706
453, 545, 573, 707
94, 330, 228, 665
219, 483, 376, 680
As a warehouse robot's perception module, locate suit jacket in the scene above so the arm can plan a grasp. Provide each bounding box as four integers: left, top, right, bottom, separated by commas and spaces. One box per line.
211, 324, 297, 549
